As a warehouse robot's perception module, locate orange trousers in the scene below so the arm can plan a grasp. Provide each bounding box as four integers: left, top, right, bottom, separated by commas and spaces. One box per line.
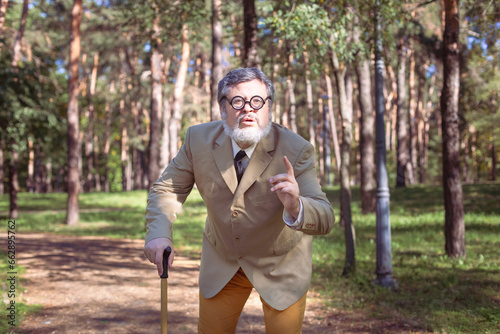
198, 268, 306, 334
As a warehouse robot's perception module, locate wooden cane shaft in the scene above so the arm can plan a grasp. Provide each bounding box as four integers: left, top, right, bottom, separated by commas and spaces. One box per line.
161, 278, 168, 334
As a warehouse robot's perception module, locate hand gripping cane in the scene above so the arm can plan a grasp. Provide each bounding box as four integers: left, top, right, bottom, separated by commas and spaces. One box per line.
161, 247, 171, 334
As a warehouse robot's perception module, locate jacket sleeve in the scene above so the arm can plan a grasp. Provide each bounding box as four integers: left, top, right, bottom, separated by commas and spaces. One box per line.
145, 127, 195, 244
293, 143, 335, 235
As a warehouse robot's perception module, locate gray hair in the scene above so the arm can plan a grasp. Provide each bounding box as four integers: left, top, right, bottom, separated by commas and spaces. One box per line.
217, 68, 275, 110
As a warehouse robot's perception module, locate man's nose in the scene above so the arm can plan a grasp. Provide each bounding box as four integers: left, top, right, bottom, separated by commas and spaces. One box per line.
241, 101, 257, 113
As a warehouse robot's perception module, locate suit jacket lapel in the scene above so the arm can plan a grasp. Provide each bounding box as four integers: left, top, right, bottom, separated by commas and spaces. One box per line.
233, 127, 276, 202
212, 131, 238, 194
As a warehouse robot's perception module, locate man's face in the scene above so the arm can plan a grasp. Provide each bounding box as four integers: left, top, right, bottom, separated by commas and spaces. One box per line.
223, 79, 271, 131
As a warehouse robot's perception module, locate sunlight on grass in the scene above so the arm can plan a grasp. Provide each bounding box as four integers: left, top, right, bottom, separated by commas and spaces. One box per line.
1, 183, 499, 333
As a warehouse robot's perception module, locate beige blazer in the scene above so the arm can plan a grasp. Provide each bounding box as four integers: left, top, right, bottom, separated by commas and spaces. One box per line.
146, 121, 335, 310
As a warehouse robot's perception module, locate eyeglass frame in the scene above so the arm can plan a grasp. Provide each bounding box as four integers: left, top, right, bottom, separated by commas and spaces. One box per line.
220, 95, 272, 111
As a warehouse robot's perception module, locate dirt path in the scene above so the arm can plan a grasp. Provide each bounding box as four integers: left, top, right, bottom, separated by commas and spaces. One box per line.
5, 233, 396, 333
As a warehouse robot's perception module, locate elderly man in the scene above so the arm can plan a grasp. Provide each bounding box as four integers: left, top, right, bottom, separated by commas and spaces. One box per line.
144, 67, 335, 333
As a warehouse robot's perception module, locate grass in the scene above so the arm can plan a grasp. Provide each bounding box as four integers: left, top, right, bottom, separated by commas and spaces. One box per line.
313, 183, 500, 333
0, 250, 43, 333
0, 183, 499, 333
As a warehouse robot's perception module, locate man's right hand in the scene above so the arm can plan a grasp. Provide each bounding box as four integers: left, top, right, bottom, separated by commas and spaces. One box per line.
144, 237, 174, 276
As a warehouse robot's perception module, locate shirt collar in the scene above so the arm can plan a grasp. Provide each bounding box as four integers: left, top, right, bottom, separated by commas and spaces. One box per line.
231, 139, 257, 159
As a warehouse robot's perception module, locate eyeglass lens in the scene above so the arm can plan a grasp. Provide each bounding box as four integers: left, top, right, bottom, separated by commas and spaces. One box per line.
230, 96, 265, 110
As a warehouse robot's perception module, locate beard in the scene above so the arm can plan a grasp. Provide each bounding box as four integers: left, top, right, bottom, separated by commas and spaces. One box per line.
222, 113, 272, 147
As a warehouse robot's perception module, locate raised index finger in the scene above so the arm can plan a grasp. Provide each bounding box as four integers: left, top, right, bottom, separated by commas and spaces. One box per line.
283, 156, 294, 177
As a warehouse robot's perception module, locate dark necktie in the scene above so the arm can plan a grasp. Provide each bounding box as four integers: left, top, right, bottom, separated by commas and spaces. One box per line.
234, 150, 246, 184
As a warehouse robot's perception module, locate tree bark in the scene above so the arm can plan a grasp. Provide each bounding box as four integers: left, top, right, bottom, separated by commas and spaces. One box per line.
384, 60, 398, 152
66, 0, 82, 226
408, 46, 417, 184
243, 0, 259, 68
0, 143, 3, 194
27, 138, 34, 192
230, 14, 242, 58
120, 61, 131, 191
45, 159, 53, 193
102, 81, 115, 192
148, 5, 163, 189
325, 65, 341, 176
34, 142, 43, 193
169, 24, 190, 161
331, 49, 355, 276
303, 50, 315, 148
11, 0, 28, 67
85, 52, 98, 192
286, 52, 297, 133
210, 0, 223, 121
355, 55, 375, 214
490, 100, 497, 181
9, 151, 19, 219
271, 39, 282, 123
396, 36, 412, 187
125, 47, 146, 190
441, 0, 465, 258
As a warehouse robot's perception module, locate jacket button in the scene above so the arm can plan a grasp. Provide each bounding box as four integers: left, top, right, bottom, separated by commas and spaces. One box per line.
232, 211, 239, 217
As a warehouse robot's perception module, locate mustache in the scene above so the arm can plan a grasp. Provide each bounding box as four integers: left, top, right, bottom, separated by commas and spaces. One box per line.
238, 114, 258, 124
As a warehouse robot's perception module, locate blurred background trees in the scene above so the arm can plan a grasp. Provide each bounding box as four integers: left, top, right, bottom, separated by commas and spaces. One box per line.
0, 0, 498, 248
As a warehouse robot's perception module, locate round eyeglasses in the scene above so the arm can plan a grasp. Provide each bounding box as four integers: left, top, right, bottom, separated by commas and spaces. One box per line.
221, 95, 271, 111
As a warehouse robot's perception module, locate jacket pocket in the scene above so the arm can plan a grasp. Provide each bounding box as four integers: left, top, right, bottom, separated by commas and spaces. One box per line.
273, 229, 303, 256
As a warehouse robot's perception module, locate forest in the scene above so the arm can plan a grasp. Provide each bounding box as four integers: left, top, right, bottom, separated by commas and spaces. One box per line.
0, 1, 498, 225
1, 1, 499, 331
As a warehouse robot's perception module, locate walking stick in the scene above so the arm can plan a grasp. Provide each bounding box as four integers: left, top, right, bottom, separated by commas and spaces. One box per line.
161, 246, 171, 334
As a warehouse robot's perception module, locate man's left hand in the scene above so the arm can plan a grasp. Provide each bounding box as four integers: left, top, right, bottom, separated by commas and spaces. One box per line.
270, 156, 300, 219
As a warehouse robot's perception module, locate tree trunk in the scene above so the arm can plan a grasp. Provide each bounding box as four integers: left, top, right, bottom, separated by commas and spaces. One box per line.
396, 36, 411, 187
27, 138, 34, 192
355, 55, 375, 214
242, 0, 259, 68
45, 159, 53, 193
103, 81, 114, 192
230, 14, 242, 58
85, 52, 98, 192
160, 93, 171, 168
132, 99, 145, 190
93, 132, 101, 192
490, 102, 497, 181
125, 47, 146, 190
325, 65, 341, 176
210, 0, 223, 121
11, 0, 28, 67
9, 150, 19, 219
286, 52, 297, 133
0, 144, 4, 194
384, 60, 398, 152
169, 25, 190, 161
271, 39, 283, 123
441, 0, 465, 258
303, 50, 315, 148
34, 142, 43, 193
120, 62, 131, 192
421, 74, 435, 183
148, 6, 163, 189
408, 46, 417, 184
322, 100, 332, 185
66, 0, 82, 226
331, 49, 355, 276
